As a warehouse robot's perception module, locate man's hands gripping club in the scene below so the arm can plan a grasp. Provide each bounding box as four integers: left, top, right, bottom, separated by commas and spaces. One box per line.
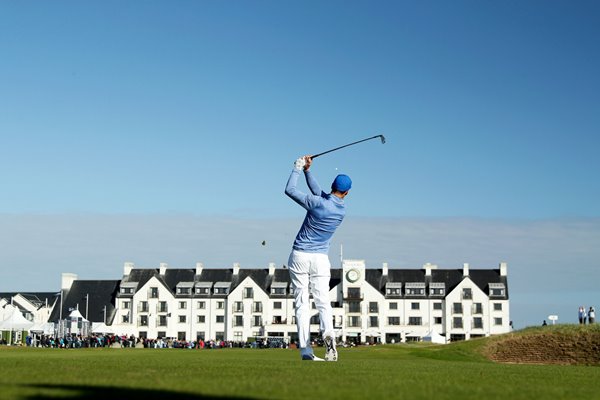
294, 155, 313, 171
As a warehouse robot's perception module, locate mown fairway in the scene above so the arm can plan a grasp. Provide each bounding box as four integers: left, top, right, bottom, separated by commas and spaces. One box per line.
1, 338, 599, 400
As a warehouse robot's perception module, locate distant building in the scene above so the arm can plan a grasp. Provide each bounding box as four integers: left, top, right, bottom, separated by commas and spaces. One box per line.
45, 260, 510, 343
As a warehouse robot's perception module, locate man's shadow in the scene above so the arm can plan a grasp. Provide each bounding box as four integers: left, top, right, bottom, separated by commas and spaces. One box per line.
18, 383, 259, 400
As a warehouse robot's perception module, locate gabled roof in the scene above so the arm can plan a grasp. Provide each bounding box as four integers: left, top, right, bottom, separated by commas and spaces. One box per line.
49, 280, 120, 323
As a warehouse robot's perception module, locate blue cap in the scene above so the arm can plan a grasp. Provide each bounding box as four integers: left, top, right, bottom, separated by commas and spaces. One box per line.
332, 174, 352, 192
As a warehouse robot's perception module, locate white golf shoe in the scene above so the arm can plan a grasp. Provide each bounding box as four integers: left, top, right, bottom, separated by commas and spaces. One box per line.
324, 336, 338, 362
302, 354, 325, 361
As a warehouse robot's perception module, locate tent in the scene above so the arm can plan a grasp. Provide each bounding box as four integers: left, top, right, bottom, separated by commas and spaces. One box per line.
0, 309, 34, 331
423, 330, 446, 344
0, 309, 34, 345
30, 322, 55, 335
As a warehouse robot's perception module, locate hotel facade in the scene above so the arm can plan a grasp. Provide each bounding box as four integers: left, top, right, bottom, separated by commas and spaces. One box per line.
42, 260, 510, 344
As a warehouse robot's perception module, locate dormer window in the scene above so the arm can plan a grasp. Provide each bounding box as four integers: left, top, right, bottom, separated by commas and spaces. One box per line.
489, 283, 506, 297
214, 282, 231, 295
385, 282, 402, 296
429, 282, 445, 297
195, 282, 212, 295
405, 282, 426, 296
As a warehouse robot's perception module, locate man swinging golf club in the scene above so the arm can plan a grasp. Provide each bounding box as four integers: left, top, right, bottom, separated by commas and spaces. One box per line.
285, 155, 351, 361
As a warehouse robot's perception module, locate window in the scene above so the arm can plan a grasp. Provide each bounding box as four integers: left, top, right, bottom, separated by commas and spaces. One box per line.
386, 287, 402, 296
197, 301, 205, 309
158, 316, 167, 326
473, 303, 483, 314
433, 302, 442, 310
196, 287, 209, 295
234, 331, 244, 341
157, 331, 166, 339
347, 316, 361, 327
253, 316, 262, 326
122, 301, 131, 309
234, 316, 243, 327
405, 283, 425, 296
473, 317, 483, 329
434, 317, 442, 325
408, 317, 422, 326
244, 287, 254, 299
453, 317, 463, 329
122, 315, 129, 323
406, 287, 425, 296
179, 315, 187, 323
271, 287, 286, 295
150, 287, 159, 298
197, 315, 205, 323
273, 301, 282, 309
348, 301, 361, 313
179, 301, 187, 310
215, 332, 224, 341
177, 287, 191, 295
430, 283, 445, 296
196, 332, 205, 340
453, 303, 463, 314
158, 302, 168, 313
389, 302, 398, 310
310, 315, 320, 324
139, 301, 149, 313
215, 287, 229, 295
217, 301, 224, 310
347, 288, 362, 298
178, 332, 186, 341
273, 316, 283, 324
216, 315, 225, 323
139, 315, 148, 326
369, 302, 378, 313
462, 288, 472, 300
253, 302, 263, 313
411, 302, 420, 310
489, 283, 506, 297
369, 316, 379, 327
494, 317, 503, 326
493, 303, 502, 311
233, 301, 243, 312
388, 317, 400, 326
121, 287, 133, 295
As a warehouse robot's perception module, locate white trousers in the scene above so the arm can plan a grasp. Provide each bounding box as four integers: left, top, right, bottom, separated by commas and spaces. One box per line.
287, 249, 334, 357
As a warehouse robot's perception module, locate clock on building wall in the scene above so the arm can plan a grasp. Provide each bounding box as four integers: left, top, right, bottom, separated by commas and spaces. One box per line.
346, 268, 360, 283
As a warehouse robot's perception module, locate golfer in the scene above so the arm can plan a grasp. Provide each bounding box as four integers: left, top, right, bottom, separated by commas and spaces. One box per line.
285, 155, 351, 361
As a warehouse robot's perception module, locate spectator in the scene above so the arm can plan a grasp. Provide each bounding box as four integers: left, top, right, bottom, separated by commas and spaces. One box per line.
589, 306, 596, 324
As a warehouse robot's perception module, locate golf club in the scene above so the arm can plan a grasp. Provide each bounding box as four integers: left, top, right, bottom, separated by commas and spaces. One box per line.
311, 134, 386, 159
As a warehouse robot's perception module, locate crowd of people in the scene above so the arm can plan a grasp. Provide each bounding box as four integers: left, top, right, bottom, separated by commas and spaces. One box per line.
18, 333, 292, 350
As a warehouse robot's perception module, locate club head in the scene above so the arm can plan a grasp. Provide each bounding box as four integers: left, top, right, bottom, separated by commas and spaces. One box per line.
379, 135, 386, 144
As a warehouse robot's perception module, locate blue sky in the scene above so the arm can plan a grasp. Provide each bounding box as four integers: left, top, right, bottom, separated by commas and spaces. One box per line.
1, 1, 599, 328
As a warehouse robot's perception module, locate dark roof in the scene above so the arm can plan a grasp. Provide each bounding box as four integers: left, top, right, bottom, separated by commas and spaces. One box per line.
360, 268, 508, 299
48, 280, 120, 323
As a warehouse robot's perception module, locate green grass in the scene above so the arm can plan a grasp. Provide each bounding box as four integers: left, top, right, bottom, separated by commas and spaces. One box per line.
0, 334, 599, 400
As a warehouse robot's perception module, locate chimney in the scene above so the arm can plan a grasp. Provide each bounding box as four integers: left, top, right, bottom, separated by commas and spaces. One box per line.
500, 262, 507, 277
233, 262, 240, 275
382, 262, 388, 276
159, 263, 168, 275
463, 263, 469, 277
124, 262, 134, 276
269, 262, 276, 276
423, 262, 437, 276
195, 262, 204, 276
61, 273, 78, 290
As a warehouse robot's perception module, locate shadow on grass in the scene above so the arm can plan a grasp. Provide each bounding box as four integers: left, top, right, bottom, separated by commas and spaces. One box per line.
20, 383, 259, 400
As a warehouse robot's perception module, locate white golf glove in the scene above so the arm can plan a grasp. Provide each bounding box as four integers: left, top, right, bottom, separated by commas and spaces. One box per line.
294, 157, 306, 170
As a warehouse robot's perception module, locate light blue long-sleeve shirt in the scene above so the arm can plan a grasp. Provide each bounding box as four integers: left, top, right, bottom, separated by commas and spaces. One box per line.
285, 169, 346, 254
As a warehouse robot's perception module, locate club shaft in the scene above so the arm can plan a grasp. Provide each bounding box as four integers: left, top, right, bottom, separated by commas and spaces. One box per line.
311, 135, 384, 158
